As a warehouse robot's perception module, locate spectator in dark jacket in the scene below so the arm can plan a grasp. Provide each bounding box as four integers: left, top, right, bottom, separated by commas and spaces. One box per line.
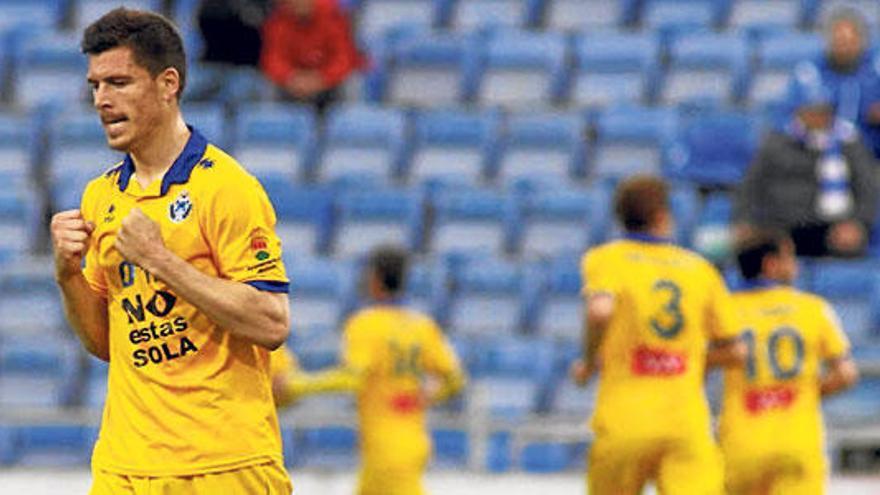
735, 74, 879, 258
794, 8, 880, 158
260, 0, 365, 113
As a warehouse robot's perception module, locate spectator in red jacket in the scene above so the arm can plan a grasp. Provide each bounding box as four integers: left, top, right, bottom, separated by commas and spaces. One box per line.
261, 0, 365, 113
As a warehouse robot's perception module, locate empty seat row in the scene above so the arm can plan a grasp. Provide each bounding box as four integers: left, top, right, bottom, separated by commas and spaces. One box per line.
353, 0, 879, 35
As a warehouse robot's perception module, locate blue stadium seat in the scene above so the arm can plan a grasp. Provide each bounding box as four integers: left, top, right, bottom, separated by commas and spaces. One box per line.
74, 0, 164, 33
447, 257, 528, 336
11, 424, 93, 467
516, 188, 602, 259
0, 111, 36, 186
824, 377, 880, 426
0, 281, 64, 337
531, 253, 583, 341
748, 32, 823, 106
289, 323, 342, 371
357, 0, 447, 37
286, 256, 356, 333
643, 0, 724, 30
808, 259, 880, 344
182, 102, 227, 148
727, 0, 805, 30
292, 426, 358, 469
233, 103, 317, 185
469, 336, 555, 419
0, 338, 77, 409
571, 31, 660, 107
0, 186, 40, 262
267, 185, 334, 256
406, 258, 448, 319
520, 441, 587, 473
0, 0, 63, 32
661, 31, 750, 106
430, 188, 516, 255
495, 111, 588, 184
665, 109, 758, 187
48, 108, 123, 211
450, 0, 542, 30
469, 30, 568, 107
408, 108, 500, 185
387, 29, 471, 106
691, 191, 734, 261
546, 0, 638, 30
550, 379, 597, 417
333, 188, 425, 257
12, 31, 88, 109
432, 428, 469, 467
85, 356, 108, 409
591, 104, 678, 179
318, 105, 407, 183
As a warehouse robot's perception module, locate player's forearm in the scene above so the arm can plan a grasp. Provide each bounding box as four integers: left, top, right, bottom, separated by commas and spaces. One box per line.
821, 359, 859, 397
431, 370, 466, 404
286, 368, 362, 399
144, 249, 290, 350
706, 338, 747, 369
56, 273, 110, 361
584, 295, 613, 370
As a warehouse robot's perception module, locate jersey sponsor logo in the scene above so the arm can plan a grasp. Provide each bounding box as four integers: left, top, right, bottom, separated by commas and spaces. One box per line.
168, 190, 193, 223
251, 236, 268, 251
390, 392, 424, 414
118, 262, 200, 368
744, 385, 798, 414
631, 345, 687, 376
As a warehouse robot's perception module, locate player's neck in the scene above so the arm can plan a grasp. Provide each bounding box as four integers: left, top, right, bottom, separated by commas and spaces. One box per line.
129, 113, 191, 189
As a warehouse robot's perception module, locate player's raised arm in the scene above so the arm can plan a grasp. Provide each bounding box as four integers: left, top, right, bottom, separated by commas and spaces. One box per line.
114, 207, 290, 350
51, 209, 109, 361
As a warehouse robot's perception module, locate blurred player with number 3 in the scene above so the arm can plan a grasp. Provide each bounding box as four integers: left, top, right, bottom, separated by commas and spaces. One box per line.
572, 176, 745, 495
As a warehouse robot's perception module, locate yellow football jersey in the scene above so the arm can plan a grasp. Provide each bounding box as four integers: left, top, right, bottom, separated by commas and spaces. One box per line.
79, 129, 289, 476
582, 235, 739, 438
341, 304, 464, 470
720, 283, 850, 457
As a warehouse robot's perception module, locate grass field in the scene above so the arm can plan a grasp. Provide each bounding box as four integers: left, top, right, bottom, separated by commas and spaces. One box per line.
2, 469, 879, 494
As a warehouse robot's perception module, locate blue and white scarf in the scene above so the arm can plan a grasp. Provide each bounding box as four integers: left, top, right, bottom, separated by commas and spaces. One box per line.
787, 118, 858, 221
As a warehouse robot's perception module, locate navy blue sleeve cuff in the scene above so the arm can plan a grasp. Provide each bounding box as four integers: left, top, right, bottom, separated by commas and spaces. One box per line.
245, 280, 290, 293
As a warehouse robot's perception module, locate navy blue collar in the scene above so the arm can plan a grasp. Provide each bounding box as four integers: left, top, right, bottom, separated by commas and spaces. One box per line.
623, 232, 672, 244
117, 127, 208, 196
737, 278, 781, 291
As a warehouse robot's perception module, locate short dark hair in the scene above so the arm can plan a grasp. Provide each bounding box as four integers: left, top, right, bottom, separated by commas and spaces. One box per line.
736, 230, 790, 281
367, 245, 409, 296
81, 8, 187, 99
614, 175, 670, 232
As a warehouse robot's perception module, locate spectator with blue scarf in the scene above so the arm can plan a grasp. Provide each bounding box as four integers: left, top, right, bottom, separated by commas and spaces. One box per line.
734, 74, 878, 258
794, 8, 880, 159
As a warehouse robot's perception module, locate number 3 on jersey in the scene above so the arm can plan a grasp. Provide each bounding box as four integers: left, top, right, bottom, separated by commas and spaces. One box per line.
650, 280, 684, 339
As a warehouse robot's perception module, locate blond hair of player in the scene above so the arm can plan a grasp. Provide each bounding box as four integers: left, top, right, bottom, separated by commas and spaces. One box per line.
272, 245, 466, 495
717, 231, 858, 494
571, 175, 746, 495
50, 8, 292, 494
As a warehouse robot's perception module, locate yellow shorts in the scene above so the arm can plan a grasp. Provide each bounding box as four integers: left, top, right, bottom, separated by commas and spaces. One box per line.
357, 466, 426, 495
724, 449, 825, 495
588, 432, 723, 495
89, 461, 292, 495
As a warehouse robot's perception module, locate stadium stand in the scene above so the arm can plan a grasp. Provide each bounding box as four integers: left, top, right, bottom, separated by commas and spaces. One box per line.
3, 0, 880, 476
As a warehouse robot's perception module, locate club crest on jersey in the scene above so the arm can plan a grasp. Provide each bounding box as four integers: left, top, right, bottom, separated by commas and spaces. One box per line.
169, 191, 193, 223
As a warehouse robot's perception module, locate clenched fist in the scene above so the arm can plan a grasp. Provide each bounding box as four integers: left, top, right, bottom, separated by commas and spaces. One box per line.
115, 208, 167, 270
51, 210, 94, 280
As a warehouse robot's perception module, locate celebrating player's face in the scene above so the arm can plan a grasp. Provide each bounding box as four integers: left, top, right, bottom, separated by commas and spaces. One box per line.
87, 46, 164, 152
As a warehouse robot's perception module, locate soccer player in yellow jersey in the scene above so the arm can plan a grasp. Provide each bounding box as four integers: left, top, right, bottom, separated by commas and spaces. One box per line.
49, 8, 292, 494
571, 176, 745, 495
719, 232, 858, 495
275, 246, 466, 495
